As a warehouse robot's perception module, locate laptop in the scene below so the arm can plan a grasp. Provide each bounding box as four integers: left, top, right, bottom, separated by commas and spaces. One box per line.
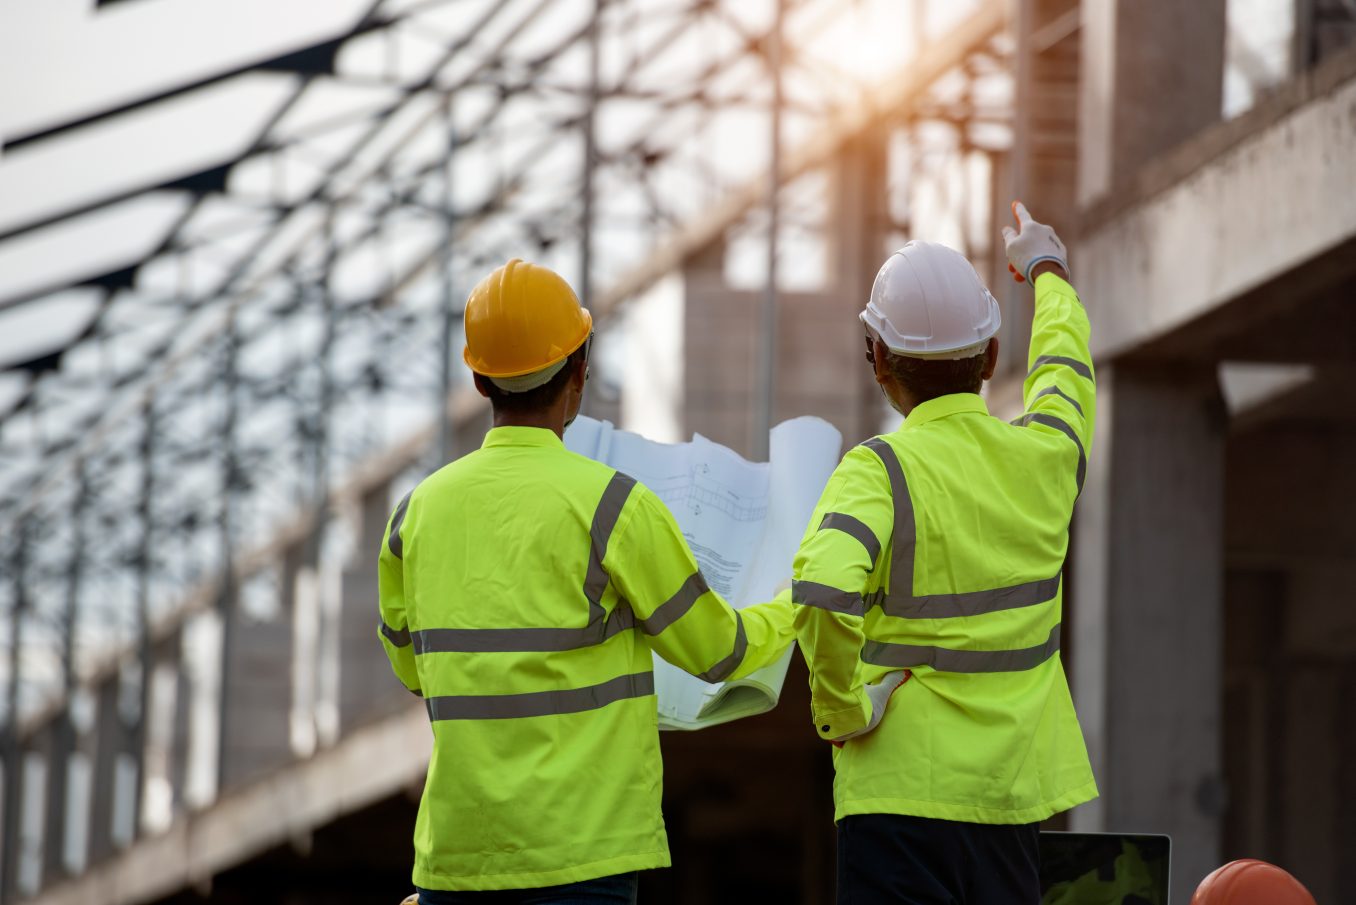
1039, 832, 1172, 904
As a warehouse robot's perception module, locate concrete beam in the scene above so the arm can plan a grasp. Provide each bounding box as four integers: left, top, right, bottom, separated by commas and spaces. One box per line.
1078, 0, 1226, 205
1077, 54, 1356, 362
29, 703, 431, 905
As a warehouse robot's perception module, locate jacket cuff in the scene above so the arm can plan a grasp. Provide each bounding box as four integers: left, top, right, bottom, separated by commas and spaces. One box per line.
811, 699, 869, 741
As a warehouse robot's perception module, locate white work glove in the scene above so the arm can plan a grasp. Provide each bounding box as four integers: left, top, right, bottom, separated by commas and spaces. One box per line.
831, 670, 910, 745
1002, 201, 1069, 284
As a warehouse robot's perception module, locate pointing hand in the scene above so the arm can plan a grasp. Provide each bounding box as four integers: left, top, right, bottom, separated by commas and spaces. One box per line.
1001, 201, 1069, 284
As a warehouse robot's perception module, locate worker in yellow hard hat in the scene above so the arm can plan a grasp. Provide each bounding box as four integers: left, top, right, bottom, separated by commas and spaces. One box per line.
378, 259, 795, 904
790, 204, 1098, 904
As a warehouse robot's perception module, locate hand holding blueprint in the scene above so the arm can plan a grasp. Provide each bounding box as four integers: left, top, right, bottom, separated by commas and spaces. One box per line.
565, 416, 842, 729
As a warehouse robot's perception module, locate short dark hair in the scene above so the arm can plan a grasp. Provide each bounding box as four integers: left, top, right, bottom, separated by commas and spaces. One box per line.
884, 350, 987, 403
480, 346, 587, 414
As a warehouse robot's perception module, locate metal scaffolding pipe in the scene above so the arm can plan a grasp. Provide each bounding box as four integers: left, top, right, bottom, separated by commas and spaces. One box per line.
753, 0, 785, 462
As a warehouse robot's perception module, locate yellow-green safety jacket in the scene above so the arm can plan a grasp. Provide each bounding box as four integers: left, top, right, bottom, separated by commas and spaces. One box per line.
793, 272, 1098, 824
379, 426, 793, 891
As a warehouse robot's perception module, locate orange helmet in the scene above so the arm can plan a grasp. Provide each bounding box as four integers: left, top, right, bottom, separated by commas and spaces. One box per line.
463, 259, 593, 381
1191, 859, 1315, 905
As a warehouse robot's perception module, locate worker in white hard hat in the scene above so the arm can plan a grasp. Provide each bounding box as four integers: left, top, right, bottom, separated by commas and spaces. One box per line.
789, 203, 1098, 904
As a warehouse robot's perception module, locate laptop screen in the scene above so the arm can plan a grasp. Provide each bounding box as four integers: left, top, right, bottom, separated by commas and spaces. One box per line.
1039, 832, 1171, 905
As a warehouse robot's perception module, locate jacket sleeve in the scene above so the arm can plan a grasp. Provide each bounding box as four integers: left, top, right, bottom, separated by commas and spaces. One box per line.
1019, 272, 1096, 491
791, 446, 895, 741
606, 482, 794, 683
377, 491, 421, 695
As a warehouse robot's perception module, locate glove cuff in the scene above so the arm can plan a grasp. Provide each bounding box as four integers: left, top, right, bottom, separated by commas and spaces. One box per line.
1023, 254, 1069, 284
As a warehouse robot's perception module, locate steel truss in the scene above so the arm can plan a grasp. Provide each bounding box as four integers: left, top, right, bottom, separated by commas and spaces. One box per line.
0, 1, 1014, 896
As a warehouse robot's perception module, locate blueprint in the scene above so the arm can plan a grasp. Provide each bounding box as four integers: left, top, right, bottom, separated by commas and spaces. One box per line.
565, 416, 842, 729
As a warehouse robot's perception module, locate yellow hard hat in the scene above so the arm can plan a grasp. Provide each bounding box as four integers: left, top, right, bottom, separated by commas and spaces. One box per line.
462, 259, 593, 378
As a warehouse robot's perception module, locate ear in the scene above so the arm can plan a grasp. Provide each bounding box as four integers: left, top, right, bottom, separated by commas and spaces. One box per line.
981, 337, 1000, 382
872, 337, 892, 384
472, 373, 492, 398
570, 351, 589, 389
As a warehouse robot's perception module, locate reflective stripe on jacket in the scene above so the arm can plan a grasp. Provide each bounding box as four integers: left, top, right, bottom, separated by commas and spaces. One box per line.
793, 272, 1098, 825
378, 426, 793, 891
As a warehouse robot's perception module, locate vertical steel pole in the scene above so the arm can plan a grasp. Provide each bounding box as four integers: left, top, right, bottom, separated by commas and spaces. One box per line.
2, 523, 29, 904
315, 219, 338, 528
44, 463, 88, 881
437, 95, 458, 465
580, 0, 602, 310
1005, 0, 1035, 374
752, 0, 784, 461
131, 397, 155, 841
214, 317, 240, 796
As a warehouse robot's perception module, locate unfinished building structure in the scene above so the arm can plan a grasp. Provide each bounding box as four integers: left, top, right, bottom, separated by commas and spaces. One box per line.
0, 1, 1352, 903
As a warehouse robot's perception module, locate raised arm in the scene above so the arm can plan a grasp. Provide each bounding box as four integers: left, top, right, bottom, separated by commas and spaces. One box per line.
1003, 201, 1096, 489
606, 477, 793, 683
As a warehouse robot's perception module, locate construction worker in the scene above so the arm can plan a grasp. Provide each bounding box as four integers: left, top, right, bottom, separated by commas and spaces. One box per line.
792, 203, 1098, 904
378, 259, 794, 904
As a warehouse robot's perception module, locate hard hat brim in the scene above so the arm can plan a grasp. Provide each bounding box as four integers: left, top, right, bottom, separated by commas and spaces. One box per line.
464, 307, 594, 378
859, 308, 996, 361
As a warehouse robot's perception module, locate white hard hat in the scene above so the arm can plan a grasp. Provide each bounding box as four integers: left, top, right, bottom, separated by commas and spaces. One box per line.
860, 241, 1001, 359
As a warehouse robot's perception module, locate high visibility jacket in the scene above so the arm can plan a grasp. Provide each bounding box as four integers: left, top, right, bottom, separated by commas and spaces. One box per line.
378, 426, 793, 891
793, 272, 1098, 825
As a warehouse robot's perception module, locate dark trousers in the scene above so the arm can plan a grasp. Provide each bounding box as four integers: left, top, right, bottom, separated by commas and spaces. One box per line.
837, 813, 1040, 905
415, 872, 638, 905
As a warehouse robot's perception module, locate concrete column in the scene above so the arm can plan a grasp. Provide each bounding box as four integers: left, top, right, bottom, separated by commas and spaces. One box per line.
219, 576, 294, 789
161, 638, 191, 823
1078, 0, 1228, 204
87, 675, 129, 864
824, 131, 889, 446
18, 726, 55, 898
338, 483, 414, 732
681, 240, 752, 454
681, 130, 886, 454
1071, 363, 1227, 902
1005, 0, 1080, 373
40, 713, 74, 884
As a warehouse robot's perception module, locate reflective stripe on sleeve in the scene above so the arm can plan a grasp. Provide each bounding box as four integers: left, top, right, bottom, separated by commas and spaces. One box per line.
819, 512, 882, 564
1017, 412, 1086, 493
862, 623, 1061, 674
424, 671, 655, 721
640, 572, 710, 635
582, 472, 637, 608
695, 612, 747, 683
1032, 384, 1084, 417
379, 620, 412, 648
1028, 354, 1092, 381
387, 490, 412, 560
793, 580, 866, 617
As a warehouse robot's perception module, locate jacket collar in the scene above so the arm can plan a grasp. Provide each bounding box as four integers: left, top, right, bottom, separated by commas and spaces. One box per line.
902, 393, 989, 430
481, 426, 565, 449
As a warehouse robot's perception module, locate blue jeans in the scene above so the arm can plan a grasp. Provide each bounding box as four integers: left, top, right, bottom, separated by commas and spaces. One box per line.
415, 872, 638, 905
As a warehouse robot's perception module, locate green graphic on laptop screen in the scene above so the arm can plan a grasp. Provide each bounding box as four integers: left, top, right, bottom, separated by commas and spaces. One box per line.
1040, 833, 1171, 905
